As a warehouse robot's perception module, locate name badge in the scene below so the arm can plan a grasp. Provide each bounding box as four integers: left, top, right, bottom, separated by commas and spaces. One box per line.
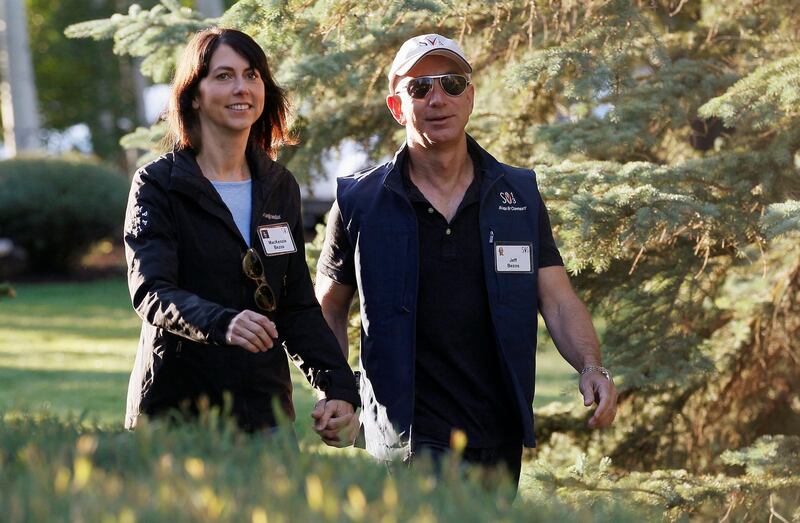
495, 243, 533, 273
257, 222, 297, 256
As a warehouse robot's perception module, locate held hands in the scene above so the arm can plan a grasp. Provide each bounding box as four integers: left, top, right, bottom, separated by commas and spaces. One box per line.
311, 398, 359, 448
225, 310, 278, 353
579, 371, 618, 429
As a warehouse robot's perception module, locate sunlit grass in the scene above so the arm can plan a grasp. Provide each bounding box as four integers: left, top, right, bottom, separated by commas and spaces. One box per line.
0, 277, 575, 440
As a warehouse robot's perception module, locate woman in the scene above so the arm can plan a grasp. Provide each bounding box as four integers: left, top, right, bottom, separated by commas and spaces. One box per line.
123, 28, 358, 438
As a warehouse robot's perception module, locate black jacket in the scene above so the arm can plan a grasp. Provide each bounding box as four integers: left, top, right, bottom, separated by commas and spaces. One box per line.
123, 147, 358, 431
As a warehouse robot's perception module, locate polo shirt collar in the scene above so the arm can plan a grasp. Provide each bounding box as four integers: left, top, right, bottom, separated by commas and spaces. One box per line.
383, 133, 500, 195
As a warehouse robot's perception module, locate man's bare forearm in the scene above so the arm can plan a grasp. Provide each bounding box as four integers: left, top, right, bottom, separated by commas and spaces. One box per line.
538, 266, 602, 372
543, 296, 601, 372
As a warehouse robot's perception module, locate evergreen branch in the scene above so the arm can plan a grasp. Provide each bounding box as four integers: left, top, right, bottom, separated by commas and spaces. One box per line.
699, 52, 800, 128
65, 1, 210, 82
761, 200, 800, 239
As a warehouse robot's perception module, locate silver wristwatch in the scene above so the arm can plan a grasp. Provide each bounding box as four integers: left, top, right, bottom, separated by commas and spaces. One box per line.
580, 365, 612, 381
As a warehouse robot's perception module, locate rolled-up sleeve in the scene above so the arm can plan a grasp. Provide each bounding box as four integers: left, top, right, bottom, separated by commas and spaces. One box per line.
317, 200, 357, 286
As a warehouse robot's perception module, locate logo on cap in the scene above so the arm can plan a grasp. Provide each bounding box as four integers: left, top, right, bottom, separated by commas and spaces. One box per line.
419, 36, 444, 47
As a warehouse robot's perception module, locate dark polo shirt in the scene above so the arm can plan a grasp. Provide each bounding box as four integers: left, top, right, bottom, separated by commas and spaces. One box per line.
319, 152, 563, 448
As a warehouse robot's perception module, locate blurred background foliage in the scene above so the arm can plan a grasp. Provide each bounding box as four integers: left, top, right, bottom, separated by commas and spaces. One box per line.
0, 156, 128, 272
25, 0, 143, 166
1, 0, 799, 520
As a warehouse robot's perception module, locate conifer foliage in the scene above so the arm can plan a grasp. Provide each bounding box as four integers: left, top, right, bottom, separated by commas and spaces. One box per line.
68, 0, 799, 493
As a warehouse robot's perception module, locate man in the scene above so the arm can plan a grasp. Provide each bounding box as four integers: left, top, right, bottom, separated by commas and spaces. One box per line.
313, 34, 617, 487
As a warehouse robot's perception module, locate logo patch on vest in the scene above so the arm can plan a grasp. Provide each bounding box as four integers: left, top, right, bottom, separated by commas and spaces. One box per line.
499, 191, 527, 211
500, 191, 516, 204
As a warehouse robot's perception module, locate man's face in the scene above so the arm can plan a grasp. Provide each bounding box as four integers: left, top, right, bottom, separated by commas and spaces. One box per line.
387, 54, 474, 149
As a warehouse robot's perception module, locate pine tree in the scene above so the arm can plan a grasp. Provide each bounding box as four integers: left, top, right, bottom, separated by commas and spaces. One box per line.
67, 0, 800, 474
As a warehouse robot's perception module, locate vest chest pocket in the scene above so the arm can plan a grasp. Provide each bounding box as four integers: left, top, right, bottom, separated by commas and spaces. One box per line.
356, 227, 412, 312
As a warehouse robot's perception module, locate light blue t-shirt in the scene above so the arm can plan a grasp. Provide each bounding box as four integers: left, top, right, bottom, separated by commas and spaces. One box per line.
211, 179, 252, 247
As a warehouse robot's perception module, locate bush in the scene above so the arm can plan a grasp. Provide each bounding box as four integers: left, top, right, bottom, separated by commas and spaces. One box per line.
0, 156, 129, 273
0, 281, 14, 298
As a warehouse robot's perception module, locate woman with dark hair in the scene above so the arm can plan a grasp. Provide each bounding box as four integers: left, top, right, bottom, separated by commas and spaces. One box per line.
123, 28, 359, 442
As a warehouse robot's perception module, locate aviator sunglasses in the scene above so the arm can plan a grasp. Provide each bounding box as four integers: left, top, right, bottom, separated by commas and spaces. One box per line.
242, 248, 277, 312
395, 74, 471, 99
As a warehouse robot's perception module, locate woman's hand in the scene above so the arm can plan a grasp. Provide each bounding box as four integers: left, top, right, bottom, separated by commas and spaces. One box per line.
225, 310, 279, 353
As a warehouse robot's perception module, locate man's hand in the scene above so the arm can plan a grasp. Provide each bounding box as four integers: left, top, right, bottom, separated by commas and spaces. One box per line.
579, 371, 618, 429
225, 310, 278, 353
311, 398, 359, 447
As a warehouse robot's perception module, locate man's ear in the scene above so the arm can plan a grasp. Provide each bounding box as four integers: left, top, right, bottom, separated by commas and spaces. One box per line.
386, 94, 405, 125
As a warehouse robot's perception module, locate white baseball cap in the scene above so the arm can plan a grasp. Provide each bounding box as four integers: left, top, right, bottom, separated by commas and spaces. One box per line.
387, 34, 472, 92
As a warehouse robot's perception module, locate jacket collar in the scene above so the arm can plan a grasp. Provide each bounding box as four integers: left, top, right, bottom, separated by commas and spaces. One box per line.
167, 146, 280, 246
169, 146, 276, 196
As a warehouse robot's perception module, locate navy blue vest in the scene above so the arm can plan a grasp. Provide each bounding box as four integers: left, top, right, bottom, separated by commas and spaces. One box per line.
337, 137, 542, 459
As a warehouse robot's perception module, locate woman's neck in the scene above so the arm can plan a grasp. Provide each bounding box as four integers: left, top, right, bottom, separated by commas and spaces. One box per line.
195, 128, 251, 181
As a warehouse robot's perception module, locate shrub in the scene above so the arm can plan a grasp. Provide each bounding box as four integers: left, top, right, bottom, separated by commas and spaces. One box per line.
0, 282, 14, 298
0, 156, 129, 273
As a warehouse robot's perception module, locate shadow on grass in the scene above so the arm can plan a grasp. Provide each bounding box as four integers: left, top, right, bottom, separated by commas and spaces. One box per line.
0, 308, 140, 341
0, 366, 129, 425
0, 277, 140, 340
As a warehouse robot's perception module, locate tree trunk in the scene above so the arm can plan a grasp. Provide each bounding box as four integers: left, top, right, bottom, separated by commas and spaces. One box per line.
0, 0, 41, 155
684, 258, 800, 467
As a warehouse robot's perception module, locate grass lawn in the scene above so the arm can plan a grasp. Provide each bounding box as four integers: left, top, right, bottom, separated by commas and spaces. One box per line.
0, 277, 576, 441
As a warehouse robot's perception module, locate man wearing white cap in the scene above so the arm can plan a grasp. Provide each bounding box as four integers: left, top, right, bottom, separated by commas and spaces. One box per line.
314, 34, 617, 488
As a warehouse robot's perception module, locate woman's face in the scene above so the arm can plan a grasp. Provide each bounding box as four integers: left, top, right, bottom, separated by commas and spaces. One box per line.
193, 43, 266, 137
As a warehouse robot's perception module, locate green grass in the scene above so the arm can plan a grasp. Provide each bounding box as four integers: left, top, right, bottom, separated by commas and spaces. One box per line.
0, 279, 136, 423
0, 277, 575, 435
4, 279, 793, 522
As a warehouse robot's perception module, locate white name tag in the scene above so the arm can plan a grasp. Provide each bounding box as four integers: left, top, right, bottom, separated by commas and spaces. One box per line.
495, 243, 533, 273
257, 222, 297, 256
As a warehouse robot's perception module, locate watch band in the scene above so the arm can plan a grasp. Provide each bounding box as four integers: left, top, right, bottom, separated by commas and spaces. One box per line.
580, 365, 612, 381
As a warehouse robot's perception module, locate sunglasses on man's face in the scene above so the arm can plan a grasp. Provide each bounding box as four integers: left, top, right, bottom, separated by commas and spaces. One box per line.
395, 74, 471, 99
242, 248, 277, 312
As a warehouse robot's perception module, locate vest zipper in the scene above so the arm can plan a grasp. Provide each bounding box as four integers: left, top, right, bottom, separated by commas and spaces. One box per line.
383, 175, 419, 457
